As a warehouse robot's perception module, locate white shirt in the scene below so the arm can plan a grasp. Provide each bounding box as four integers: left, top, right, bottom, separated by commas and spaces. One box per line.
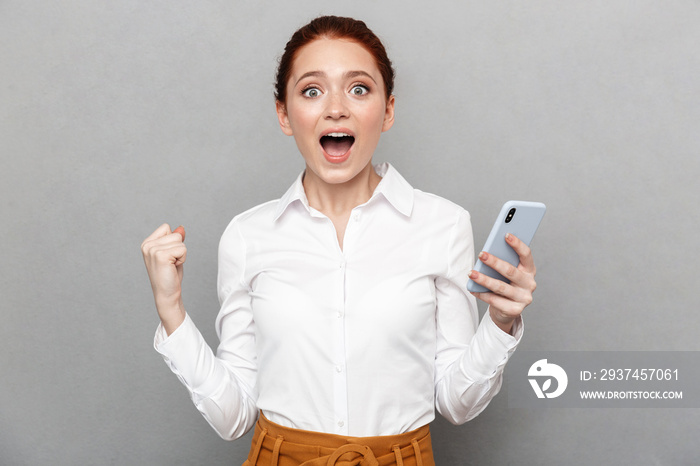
154, 162, 522, 440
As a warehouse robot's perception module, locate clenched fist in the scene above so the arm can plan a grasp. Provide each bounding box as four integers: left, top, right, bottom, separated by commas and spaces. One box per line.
141, 223, 188, 335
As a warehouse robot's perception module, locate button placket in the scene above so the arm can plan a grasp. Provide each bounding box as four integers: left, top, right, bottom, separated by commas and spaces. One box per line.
331, 249, 349, 434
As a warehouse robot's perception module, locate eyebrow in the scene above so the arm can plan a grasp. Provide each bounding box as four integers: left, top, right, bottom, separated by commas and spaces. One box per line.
294, 70, 378, 87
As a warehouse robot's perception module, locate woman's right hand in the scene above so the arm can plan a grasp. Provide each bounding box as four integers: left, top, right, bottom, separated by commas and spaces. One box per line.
141, 223, 187, 335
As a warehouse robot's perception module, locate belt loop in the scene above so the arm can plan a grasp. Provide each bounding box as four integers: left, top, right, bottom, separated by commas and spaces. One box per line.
271, 436, 284, 465
250, 427, 268, 465
392, 445, 404, 466
411, 439, 423, 466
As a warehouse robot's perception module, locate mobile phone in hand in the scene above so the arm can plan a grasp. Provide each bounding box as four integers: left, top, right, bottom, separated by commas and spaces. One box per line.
467, 200, 546, 293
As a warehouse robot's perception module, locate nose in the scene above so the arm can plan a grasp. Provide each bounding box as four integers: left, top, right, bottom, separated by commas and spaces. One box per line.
324, 92, 349, 120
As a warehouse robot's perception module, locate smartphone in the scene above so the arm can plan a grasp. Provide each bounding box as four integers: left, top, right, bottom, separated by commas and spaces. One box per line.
467, 200, 546, 293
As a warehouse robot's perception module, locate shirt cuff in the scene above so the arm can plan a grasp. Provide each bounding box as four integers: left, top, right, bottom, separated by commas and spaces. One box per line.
459, 312, 523, 382
154, 312, 193, 357
153, 313, 225, 402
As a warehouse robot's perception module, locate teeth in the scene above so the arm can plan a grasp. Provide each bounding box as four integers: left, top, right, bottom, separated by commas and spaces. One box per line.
326, 132, 351, 138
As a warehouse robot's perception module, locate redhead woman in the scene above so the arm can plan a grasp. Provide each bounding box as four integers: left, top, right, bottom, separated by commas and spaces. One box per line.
141, 15, 536, 466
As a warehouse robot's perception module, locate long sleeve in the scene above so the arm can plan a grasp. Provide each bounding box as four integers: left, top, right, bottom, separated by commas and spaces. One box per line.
154, 218, 258, 440
434, 208, 523, 425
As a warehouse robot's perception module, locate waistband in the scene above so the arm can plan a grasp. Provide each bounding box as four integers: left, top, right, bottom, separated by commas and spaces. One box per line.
244, 412, 434, 466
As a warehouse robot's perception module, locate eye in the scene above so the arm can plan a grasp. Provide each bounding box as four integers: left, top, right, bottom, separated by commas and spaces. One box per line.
350, 85, 369, 96
302, 87, 321, 98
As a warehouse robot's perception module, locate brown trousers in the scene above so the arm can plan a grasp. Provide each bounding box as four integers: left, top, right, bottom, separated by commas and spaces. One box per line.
243, 413, 435, 466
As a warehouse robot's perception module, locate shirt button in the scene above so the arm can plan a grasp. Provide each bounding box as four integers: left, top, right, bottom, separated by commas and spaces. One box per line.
338, 420, 345, 427
336, 311, 343, 318
335, 365, 342, 373
352, 212, 360, 221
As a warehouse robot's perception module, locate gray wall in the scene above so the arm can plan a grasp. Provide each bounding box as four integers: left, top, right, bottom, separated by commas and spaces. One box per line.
2, 1, 699, 464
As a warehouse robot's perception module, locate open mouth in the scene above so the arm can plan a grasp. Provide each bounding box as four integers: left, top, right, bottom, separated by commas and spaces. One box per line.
320, 132, 355, 157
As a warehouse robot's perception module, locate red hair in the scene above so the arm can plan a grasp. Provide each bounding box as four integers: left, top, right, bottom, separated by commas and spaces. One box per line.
274, 16, 395, 104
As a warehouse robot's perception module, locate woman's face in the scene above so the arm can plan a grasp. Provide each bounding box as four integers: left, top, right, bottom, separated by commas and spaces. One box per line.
276, 38, 395, 186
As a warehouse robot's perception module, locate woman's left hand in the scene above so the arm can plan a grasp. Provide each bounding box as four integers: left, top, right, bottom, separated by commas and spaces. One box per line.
469, 233, 537, 335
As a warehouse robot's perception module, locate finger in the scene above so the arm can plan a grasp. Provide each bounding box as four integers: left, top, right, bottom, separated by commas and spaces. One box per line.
471, 287, 527, 312
505, 233, 535, 273
151, 243, 187, 265
476, 251, 523, 288
173, 225, 186, 242
174, 245, 187, 266
472, 291, 526, 319
161, 231, 185, 245
174, 253, 187, 267
469, 269, 518, 299
142, 233, 184, 261
142, 226, 185, 254
142, 223, 173, 246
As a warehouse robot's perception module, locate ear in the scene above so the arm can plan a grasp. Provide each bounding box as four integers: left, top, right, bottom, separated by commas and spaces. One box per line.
276, 100, 294, 136
381, 94, 395, 132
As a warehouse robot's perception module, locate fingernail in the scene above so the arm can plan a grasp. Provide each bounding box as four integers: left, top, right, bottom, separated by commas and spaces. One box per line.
479, 251, 488, 261
469, 270, 477, 279
505, 233, 512, 242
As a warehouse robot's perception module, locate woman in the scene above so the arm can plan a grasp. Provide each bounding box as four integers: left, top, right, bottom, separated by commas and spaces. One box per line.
141, 15, 536, 465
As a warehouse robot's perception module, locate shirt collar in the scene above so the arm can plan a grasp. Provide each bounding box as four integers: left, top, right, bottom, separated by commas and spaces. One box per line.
274, 170, 309, 221
273, 162, 414, 221
371, 162, 414, 217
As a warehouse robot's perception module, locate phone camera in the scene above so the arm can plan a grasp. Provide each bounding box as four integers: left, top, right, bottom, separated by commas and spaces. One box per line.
505, 208, 516, 223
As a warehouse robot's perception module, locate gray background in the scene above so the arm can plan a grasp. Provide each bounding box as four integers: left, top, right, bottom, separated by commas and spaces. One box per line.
2, 0, 699, 464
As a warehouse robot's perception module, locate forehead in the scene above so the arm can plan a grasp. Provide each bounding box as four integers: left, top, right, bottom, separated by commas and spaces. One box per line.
289, 38, 381, 83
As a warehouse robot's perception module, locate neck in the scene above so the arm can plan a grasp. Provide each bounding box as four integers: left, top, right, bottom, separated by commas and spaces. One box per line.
303, 163, 381, 217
